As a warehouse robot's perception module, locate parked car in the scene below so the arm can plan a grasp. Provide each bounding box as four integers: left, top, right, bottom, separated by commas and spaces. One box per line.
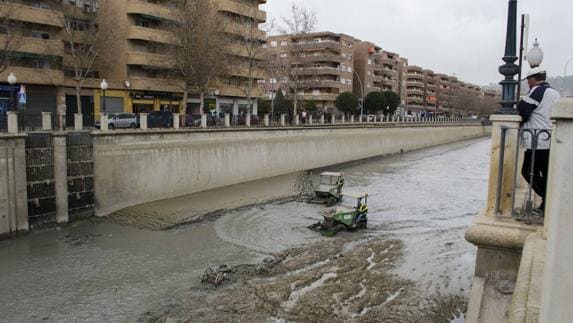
95, 113, 137, 129
237, 114, 260, 125
143, 110, 173, 128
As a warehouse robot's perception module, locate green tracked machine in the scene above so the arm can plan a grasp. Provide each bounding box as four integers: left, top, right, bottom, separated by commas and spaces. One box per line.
308, 192, 369, 236
308, 172, 345, 207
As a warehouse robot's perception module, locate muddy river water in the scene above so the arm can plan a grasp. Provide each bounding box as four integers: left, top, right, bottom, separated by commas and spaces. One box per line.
0, 138, 490, 322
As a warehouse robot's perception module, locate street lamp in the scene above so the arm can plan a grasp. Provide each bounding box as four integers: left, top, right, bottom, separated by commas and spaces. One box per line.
564, 57, 573, 78
353, 70, 365, 120
100, 79, 108, 115
7, 73, 17, 85
496, 0, 520, 115
527, 39, 544, 68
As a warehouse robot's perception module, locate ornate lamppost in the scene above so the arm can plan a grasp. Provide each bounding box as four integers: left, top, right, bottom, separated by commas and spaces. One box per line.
497, 0, 520, 115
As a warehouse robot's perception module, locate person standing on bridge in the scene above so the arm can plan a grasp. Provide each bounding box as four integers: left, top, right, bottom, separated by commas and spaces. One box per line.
517, 68, 561, 216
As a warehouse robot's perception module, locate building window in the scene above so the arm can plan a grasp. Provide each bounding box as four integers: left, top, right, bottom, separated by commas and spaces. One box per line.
31, 30, 50, 40
270, 41, 278, 48
280, 41, 287, 46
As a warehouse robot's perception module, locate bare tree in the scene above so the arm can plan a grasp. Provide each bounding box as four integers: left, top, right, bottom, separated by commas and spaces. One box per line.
46, 0, 111, 116
167, 0, 230, 115
277, 3, 317, 36
232, 5, 267, 115
274, 3, 317, 116
0, 4, 23, 74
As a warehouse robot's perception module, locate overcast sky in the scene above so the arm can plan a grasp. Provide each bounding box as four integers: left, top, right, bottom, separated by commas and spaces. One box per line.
262, 0, 573, 86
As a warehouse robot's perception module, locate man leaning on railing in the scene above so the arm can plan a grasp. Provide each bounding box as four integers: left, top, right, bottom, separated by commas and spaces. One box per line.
517, 68, 561, 217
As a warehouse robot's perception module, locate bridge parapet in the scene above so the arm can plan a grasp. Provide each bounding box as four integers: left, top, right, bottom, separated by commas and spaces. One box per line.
466, 99, 573, 323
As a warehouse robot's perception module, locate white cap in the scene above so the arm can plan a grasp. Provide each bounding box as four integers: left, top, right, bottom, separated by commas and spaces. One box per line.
524, 67, 546, 80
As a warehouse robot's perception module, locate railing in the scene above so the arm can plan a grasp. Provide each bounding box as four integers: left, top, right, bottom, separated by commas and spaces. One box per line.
495, 126, 552, 222
2, 111, 486, 134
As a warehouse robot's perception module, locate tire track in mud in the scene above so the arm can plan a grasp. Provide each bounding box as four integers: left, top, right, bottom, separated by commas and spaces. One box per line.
140, 237, 466, 323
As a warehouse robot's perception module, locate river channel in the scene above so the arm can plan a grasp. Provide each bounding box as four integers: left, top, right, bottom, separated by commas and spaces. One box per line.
0, 138, 491, 322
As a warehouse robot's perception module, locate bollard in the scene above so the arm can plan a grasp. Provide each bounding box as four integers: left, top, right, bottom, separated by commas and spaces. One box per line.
74, 113, 83, 131
100, 114, 109, 131
320, 114, 325, 125
246, 114, 251, 127
201, 114, 207, 128
139, 113, 147, 130
294, 114, 299, 126
42, 112, 52, 131
173, 113, 180, 129
308, 115, 313, 125
263, 114, 269, 127
331, 114, 336, 124
350, 115, 355, 124
225, 113, 231, 127
7, 111, 18, 133
280, 114, 286, 126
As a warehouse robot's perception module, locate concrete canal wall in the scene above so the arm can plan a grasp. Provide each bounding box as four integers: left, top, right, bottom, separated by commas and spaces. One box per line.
93, 124, 490, 216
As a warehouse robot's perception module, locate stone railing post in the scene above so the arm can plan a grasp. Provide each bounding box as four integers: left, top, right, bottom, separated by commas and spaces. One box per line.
341, 115, 345, 124
225, 113, 231, 127
53, 133, 68, 224
246, 114, 251, 127
263, 114, 269, 127
293, 114, 299, 126
280, 114, 286, 126
137, 113, 147, 130
350, 115, 355, 124
308, 115, 313, 125
540, 99, 573, 322
7, 112, 18, 134
331, 114, 336, 124
74, 114, 83, 131
0, 134, 29, 236
42, 112, 52, 131
201, 114, 207, 128
173, 113, 180, 129
320, 114, 325, 125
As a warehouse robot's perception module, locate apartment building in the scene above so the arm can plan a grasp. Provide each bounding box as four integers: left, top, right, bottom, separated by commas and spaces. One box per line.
405, 65, 424, 109
0, 0, 267, 127
353, 41, 405, 101
266, 32, 355, 112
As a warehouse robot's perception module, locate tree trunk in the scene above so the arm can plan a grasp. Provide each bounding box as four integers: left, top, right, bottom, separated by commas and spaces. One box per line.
75, 81, 82, 116
182, 88, 189, 115
293, 93, 298, 117
199, 91, 205, 115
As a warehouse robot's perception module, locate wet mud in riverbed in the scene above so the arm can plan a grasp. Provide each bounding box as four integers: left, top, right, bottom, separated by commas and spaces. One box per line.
141, 236, 466, 323
0, 138, 489, 322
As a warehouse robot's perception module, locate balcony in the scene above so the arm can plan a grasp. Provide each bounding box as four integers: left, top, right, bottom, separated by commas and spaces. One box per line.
127, 52, 173, 69
296, 67, 345, 76
298, 54, 346, 64
126, 0, 174, 22
0, 2, 63, 28
127, 26, 177, 45
217, 0, 266, 23
299, 93, 338, 102
1, 35, 64, 57
0, 66, 64, 86
408, 73, 423, 80
223, 20, 266, 40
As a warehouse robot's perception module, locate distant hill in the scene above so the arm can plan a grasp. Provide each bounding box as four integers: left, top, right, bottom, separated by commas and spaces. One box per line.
547, 76, 573, 96
518, 76, 573, 97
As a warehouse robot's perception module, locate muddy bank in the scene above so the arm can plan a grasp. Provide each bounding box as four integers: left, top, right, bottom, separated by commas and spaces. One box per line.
106, 172, 310, 230
141, 236, 466, 323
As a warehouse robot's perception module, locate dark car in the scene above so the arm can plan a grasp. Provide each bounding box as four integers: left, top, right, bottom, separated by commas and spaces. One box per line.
237, 114, 260, 125
141, 110, 173, 128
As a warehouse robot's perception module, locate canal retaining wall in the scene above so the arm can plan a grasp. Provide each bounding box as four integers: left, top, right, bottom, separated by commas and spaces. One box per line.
93, 124, 490, 217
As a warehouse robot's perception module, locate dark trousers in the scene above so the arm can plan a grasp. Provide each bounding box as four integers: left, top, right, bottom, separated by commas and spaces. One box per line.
521, 149, 550, 209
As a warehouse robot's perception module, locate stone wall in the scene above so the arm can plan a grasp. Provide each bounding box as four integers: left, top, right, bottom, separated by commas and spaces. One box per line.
93, 124, 490, 216
0, 134, 28, 237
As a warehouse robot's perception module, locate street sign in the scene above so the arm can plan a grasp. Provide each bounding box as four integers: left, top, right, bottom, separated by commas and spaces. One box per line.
18, 85, 26, 104
18, 93, 26, 104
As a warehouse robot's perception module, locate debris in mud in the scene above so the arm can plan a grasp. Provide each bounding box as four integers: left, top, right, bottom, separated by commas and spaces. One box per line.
142, 237, 468, 323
